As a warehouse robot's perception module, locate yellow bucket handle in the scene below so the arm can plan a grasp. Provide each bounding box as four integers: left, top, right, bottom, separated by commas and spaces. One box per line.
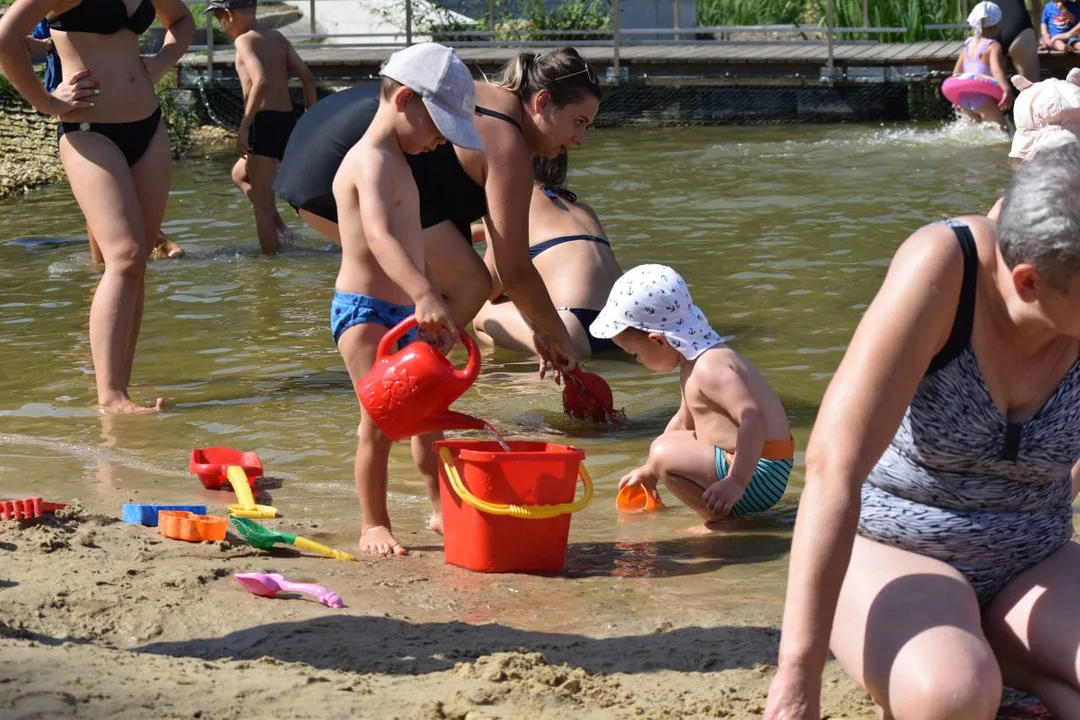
438, 447, 593, 519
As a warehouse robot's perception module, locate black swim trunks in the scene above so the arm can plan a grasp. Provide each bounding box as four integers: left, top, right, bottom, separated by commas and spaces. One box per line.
249, 110, 297, 161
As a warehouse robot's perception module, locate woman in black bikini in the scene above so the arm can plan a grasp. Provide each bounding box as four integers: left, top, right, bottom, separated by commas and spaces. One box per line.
473, 151, 624, 360
275, 48, 603, 372
0, 0, 193, 413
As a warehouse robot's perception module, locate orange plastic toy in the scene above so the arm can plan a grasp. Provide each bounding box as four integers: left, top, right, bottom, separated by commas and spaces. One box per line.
436, 440, 592, 573
189, 447, 263, 490
158, 510, 227, 542
0, 497, 67, 521
355, 316, 485, 442
616, 484, 666, 512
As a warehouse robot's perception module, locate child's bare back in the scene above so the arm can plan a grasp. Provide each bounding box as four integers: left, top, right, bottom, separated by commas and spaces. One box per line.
234, 26, 296, 113
681, 344, 791, 452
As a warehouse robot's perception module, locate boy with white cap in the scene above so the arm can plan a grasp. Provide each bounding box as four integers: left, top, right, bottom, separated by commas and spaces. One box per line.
332, 43, 484, 556
591, 264, 794, 525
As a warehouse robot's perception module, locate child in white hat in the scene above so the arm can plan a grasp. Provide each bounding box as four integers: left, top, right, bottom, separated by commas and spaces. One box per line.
949, 1, 1012, 131
591, 264, 794, 525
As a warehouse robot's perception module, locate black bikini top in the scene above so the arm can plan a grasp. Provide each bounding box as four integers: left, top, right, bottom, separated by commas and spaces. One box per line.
49, 0, 156, 35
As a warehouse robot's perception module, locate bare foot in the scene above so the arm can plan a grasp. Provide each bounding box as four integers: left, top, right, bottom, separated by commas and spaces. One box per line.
680, 520, 730, 536
360, 525, 407, 556
98, 396, 165, 414
429, 512, 443, 536
153, 235, 185, 260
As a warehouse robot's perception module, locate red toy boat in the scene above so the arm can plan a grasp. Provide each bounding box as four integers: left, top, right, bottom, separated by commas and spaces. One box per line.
189, 447, 263, 490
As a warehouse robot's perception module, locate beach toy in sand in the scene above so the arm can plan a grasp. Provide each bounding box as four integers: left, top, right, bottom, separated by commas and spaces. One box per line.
942, 73, 1004, 106
229, 516, 357, 561
355, 315, 486, 442
562, 367, 623, 424
615, 484, 666, 512
234, 572, 345, 608
122, 503, 207, 527
436, 440, 593, 573
0, 497, 67, 521
225, 466, 278, 519
158, 510, 227, 542
189, 447, 263, 490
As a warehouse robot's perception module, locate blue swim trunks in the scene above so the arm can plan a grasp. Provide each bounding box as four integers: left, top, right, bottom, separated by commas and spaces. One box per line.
714, 446, 793, 517
330, 290, 416, 346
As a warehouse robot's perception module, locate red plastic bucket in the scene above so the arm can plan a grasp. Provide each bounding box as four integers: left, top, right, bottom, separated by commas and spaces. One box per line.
435, 440, 592, 573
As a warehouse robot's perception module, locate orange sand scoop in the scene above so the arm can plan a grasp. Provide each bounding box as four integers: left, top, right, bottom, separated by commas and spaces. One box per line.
616, 485, 666, 513
562, 367, 625, 424
158, 510, 227, 543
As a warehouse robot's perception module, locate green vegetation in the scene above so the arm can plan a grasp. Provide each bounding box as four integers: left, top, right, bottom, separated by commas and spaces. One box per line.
155, 77, 198, 159
697, 0, 970, 42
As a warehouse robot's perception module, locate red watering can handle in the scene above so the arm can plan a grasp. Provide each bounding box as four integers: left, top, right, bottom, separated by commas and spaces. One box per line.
376, 315, 482, 384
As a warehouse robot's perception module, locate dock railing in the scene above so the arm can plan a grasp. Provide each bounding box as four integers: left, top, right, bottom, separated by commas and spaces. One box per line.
189, 0, 967, 83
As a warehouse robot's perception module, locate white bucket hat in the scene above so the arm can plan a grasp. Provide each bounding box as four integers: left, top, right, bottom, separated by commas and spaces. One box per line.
590, 264, 721, 361
1010, 68, 1080, 162
967, 1, 1002, 29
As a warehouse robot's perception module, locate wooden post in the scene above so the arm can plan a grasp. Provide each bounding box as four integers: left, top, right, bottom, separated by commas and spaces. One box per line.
206, 20, 214, 79
612, 0, 620, 78
309, 0, 315, 34
673, 0, 680, 42
825, 0, 835, 84
488, 0, 495, 39
862, 0, 868, 29
405, 0, 413, 45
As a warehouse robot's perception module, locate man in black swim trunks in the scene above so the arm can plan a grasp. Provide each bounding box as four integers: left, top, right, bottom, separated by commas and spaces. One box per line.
208, 0, 316, 254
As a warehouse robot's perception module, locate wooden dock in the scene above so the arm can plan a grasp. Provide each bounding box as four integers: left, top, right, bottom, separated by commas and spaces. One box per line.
175, 41, 1079, 87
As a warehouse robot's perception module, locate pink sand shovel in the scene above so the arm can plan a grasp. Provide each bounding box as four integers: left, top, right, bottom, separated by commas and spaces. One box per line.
233, 572, 344, 608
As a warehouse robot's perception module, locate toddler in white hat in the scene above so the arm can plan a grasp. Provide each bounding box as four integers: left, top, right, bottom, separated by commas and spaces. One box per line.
591, 264, 795, 523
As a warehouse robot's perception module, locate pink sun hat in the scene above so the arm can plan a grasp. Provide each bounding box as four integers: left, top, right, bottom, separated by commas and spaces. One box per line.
1010, 68, 1080, 162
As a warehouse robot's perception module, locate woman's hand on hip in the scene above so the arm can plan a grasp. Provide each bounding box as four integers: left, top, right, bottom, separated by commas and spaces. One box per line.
49, 69, 98, 116
142, 54, 170, 85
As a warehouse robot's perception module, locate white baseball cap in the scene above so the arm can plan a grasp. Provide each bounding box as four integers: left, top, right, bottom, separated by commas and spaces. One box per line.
379, 43, 483, 151
967, 1, 1002, 29
590, 264, 722, 361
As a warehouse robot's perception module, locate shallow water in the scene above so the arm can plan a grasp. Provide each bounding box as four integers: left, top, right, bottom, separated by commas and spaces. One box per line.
0, 119, 1014, 606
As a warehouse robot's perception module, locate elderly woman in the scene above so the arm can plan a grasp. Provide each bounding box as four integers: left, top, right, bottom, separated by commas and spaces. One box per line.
473, 151, 623, 360
0, 0, 193, 413
765, 142, 1080, 719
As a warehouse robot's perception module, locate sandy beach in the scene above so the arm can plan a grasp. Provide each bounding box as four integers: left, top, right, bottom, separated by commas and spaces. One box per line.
1, 495, 882, 719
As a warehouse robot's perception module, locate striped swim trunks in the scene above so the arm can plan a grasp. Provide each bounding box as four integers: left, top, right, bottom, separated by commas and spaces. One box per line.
714, 437, 794, 516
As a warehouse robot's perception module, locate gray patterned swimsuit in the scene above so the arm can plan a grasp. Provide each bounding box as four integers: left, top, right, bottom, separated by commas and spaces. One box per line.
858, 222, 1080, 606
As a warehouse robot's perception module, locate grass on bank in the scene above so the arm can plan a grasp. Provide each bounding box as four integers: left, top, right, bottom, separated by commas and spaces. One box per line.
697, 0, 971, 41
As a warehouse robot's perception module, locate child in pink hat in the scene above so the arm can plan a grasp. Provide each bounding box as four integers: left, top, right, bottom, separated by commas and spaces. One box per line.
988, 69, 1080, 218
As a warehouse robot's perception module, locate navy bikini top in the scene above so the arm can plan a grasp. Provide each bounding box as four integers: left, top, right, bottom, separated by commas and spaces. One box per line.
49, 0, 156, 35
529, 186, 610, 259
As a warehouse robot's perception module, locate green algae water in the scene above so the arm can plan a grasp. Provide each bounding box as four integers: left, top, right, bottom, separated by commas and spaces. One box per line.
0, 120, 1015, 604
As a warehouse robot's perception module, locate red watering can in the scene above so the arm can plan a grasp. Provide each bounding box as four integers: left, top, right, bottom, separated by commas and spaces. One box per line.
355, 315, 485, 441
